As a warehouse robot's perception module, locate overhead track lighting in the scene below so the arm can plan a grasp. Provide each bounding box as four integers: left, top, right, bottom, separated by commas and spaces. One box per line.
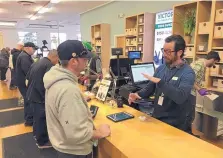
0, 21, 16, 26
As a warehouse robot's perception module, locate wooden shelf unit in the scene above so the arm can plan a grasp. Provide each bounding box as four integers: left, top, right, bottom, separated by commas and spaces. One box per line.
124, 13, 155, 62
173, 1, 223, 93
91, 23, 110, 70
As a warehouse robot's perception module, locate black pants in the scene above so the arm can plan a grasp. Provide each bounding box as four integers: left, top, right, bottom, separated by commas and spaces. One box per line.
57, 151, 92, 158
32, 102, 49, 145
17, 84, 33, 124
0, 67, 7, 81
10, 69, 17, 87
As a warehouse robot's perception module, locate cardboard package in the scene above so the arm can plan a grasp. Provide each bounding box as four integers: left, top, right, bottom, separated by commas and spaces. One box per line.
215, 9, 223, 22
214, 26, 223, 38
210, 65, 220, 76
198, 22, 210, 34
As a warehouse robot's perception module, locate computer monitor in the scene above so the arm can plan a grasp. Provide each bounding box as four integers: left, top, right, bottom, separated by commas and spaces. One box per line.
128, 51, 141, 59
130, 62, 155, 84
110, 58, 134, 77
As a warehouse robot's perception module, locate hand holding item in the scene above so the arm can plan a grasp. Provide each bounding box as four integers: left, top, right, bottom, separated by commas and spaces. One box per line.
141, 73, 161, 83
98, 124, 111, 138
198, 88, 210, 96
128, 93, 141, 104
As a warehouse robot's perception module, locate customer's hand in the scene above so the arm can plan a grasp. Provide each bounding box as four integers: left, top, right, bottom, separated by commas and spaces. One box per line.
128, 93, 141, 104
98, 124, 111, 138
198, 88, 210, 96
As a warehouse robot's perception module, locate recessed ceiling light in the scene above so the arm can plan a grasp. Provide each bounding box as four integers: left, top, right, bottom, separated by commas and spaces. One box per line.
50, 0, 60, 4
38, 7, 51, 14
0, 21, 16, 26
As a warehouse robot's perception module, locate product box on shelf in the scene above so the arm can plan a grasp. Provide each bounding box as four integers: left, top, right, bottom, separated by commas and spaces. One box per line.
198, 22, 210, 34
138, 36, 143, 43
218, 51, 223, 62
94, 32, 101, 38
214, 26, 223, 38
125, 29, 130, 35
213, 79, 218, 87
185, 47, 194, 57
218, 79, 223, 88
95, 40, 101, 46
138, 45, 143, 52
139, 16, 144, 24
131, 38, 137, 45
138, 26, 144, 34
210, 65, 220, 76
215, 9, 223, 22
132, 28, 137, 35
126, 39, 130, 46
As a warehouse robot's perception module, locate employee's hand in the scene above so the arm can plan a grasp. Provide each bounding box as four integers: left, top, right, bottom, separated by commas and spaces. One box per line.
98, 124, 111, 138
128, 93, 141, 104
141, 73, 161, 83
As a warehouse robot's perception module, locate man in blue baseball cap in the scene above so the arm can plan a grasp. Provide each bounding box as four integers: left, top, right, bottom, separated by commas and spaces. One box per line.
43, 40, 111, 157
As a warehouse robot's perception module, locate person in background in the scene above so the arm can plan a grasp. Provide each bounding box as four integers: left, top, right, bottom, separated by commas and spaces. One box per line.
16, 42, 38, 126
0, 48, 10, 82
128, 35, 195, 133
43, 40, 110, 158
190, 51, 220, 134
10, 41, 24, 89
80, 41, 102, 90
26, 49, 58, 149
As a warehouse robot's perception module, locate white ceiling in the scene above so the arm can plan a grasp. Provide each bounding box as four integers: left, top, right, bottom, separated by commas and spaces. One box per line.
0, 0, 109, 29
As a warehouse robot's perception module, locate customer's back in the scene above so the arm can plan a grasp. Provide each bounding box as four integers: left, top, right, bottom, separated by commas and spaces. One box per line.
0, 48, 9, 68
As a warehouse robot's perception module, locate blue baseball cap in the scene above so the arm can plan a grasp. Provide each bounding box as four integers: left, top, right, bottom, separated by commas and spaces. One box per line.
57, 40, 93, 61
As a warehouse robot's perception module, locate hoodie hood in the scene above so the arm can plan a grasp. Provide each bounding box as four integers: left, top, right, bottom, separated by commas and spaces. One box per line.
44, 66, 78, 90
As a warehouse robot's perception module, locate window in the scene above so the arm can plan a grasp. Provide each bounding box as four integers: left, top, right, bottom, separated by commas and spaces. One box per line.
50, 33, 67, 49
77, 33, 81, 41
18, 32, 37, 45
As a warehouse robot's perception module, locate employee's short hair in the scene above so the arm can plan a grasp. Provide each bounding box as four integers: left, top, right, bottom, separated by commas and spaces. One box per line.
165, 35, 186, 58
207, 51, 220, 62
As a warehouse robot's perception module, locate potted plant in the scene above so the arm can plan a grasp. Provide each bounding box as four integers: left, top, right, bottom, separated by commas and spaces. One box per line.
184, 9, 196, 44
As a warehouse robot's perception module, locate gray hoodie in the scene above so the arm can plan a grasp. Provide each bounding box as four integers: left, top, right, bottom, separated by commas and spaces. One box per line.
43, 66, 94, 155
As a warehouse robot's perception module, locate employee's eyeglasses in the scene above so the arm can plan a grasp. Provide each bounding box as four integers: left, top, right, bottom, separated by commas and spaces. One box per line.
161, 48, 175, 55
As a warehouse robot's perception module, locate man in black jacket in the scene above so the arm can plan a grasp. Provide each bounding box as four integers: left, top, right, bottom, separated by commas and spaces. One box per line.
26, 49, 58, 149
16, 42, 38, 126
10, 41, 24, 89
128, 35, 195, 133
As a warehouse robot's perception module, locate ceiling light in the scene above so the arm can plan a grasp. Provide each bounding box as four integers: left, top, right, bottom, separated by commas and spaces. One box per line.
38, 7, 51, 14
50, 0, 60, 4
0, 21, 16, 26
30, 16, 38, 20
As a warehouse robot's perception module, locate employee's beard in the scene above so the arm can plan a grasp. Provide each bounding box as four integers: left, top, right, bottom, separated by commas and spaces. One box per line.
165, 56, 177, 67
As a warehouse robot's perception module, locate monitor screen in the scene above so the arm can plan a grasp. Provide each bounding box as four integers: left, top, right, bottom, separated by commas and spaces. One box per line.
110, 58, 134, 76
128, 51, 141, 59
131, 63, 155, 83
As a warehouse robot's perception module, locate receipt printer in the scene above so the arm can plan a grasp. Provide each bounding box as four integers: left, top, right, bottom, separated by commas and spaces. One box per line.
203, 93, 223, 112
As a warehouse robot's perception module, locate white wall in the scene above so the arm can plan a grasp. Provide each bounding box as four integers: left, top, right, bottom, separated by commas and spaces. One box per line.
0, 27, 80, 49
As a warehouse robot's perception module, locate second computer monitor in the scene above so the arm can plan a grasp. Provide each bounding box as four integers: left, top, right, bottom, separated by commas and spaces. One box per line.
110, 58, 134, 77
128, 51, 141, 59
130, 62, 155, 84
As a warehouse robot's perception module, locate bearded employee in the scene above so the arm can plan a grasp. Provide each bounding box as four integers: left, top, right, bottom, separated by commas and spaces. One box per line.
43, 40, 110, 158
128, 35, 195, 133
16, 42, 38, 126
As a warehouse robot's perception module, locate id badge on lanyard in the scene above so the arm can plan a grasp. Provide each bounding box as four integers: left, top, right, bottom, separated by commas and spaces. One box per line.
158, 93, 164, 106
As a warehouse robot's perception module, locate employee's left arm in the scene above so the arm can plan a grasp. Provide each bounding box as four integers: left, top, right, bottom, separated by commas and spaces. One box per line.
142, 70, 195, 104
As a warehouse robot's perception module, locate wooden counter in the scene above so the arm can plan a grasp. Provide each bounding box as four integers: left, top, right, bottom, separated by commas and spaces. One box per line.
88, 99, 223, 158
